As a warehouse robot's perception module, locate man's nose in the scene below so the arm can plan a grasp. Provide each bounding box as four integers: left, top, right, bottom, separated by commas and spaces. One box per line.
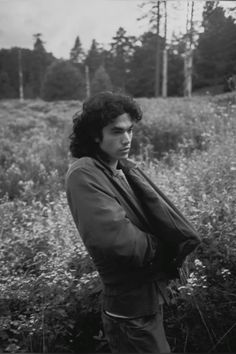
122, 132, 131, 144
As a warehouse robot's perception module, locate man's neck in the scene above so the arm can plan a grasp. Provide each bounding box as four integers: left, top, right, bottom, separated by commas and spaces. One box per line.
108, 159, 118, 170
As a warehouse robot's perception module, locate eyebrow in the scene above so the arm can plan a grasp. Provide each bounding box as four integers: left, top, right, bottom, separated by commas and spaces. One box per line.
111, 124, 133, 132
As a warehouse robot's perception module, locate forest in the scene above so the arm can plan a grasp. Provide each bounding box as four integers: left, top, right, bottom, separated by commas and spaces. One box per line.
0, 2, 236, 100
0, 1, 236, 353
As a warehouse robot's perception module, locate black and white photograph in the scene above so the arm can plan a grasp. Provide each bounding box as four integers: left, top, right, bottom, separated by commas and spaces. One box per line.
0, 0, 235, 352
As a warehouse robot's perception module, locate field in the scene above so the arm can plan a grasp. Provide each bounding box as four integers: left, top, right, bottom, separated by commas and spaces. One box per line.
0, 93, 236, 353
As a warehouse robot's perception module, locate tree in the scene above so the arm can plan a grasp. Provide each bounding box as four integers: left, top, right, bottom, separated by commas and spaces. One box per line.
126, 32, 157, 97
184, 0, 194, 97
41, 60, 85, 101
0, 71, 14, 98
194, 2, 236, 90
90, 65, 112, 95
18, 48, 24, 101
0, 48, 19, 98
138, 1, 166, 96
70, 36, 84, 64
20, 47, 54, 98
32, 34, 53, 97
167, 36, 185, 96
154, 1, 161, 97
202, 1, 220, 29
85, 39, 103, 79
127, 29, 185, 97
33, 33, 46, 52
109, 27, 136, 92
162, 0, 168, 97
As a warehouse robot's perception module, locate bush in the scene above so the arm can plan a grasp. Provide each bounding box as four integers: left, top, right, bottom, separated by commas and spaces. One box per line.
141, 124, 235, 352
0, 194, 104, 352
41, 60, 85, 101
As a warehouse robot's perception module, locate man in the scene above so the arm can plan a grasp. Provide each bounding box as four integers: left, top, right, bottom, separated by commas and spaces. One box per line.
65, 91, 200, 353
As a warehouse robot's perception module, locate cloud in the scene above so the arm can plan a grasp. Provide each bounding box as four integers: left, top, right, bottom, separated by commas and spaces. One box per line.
0, 0, 146, 58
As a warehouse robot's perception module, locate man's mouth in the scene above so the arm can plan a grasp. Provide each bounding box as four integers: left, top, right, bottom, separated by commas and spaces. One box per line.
120, 147, 130, 153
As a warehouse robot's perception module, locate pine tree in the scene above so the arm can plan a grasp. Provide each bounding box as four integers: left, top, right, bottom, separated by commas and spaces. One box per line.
109, 27, 136, 92
194, 2, 236, 89
33, 33, 46, 52
85, 39, 103, 79
126, 32, 157, 97
70, 36, 84, 64
32, 34, 52, 97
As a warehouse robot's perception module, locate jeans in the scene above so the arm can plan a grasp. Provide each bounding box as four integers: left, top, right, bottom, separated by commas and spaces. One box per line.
102, 306, 171, 353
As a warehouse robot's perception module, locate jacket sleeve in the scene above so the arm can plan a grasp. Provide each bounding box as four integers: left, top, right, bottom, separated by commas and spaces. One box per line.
66, 168, 157, 268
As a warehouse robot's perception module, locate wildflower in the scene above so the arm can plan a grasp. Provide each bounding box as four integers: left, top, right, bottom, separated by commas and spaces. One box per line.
194, 259, 203, 267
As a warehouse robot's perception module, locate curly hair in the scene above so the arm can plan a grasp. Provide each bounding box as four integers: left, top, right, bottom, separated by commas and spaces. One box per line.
69, 91, 143, 158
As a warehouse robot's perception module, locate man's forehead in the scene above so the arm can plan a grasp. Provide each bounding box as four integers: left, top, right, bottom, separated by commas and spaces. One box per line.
109, 113, 133, 128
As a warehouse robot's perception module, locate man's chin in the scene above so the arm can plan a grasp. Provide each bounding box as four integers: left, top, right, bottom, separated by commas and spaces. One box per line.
119, 153, 129, 160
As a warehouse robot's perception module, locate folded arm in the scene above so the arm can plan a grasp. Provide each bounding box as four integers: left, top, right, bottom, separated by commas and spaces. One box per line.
66, 168, 158, 268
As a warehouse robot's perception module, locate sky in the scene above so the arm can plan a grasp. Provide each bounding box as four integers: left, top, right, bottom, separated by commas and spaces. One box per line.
0, 0, 235, 59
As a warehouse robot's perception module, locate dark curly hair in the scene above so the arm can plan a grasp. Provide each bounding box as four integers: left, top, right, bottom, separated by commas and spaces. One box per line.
69, 91, 143, 158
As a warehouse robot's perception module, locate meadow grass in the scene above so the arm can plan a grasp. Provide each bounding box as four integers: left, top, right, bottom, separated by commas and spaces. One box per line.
0, 93, 235, 352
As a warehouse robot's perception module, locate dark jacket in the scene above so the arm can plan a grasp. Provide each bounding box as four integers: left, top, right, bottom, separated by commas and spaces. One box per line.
119, 159, 201, 270
65, 157, 200, 316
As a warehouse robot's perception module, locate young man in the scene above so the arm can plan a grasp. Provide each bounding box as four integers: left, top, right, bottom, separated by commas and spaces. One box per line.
65, 92, 200, 353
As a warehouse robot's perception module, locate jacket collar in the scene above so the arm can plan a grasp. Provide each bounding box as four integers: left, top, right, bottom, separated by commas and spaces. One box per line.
93, 156, 137, 177
118, 158, 137, 173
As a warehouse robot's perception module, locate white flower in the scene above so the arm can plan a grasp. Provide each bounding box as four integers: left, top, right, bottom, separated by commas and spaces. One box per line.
194, 259, 203, 267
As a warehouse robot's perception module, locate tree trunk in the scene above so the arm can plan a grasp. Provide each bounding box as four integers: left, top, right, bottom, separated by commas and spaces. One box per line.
155, 1, 161, 97
162, 48, 168, 97
184, 48, 192, 97
85, 65, 90, 98
184, 0, 194, 97
162, 0, 168, 98
18, 48, 24, 101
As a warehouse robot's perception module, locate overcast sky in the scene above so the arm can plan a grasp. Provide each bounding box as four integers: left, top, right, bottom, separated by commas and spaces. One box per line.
0, 0, 234, 59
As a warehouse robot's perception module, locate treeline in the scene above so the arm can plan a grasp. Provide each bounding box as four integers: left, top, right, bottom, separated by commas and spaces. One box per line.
0, 2, 236, 100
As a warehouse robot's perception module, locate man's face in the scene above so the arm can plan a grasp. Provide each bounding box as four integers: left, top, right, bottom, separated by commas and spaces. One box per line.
97, 113, 133, 167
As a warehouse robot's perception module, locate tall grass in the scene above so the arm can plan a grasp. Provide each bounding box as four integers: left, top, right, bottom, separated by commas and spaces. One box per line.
0, 93, 235, 352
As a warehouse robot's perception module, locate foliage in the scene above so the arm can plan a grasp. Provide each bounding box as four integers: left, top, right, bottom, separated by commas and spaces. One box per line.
167, 36, 185, 96
84, 39, 104, 79
0, 99, 79, 201
0, 47, 54, 99
131, 95, 219, 157
90, 65, 112, 95
1, 3, 236, 99
41, 60, 85, 101
0, 93, 235, 352
126, 31, 156, 97
0, 71, 14, 98
0, 194, 102, 353
108, 27, 136, 93
194, 3, 236, 89
144, 131, 236, 352
70, 36, 85, 64
33, 34, 46, 53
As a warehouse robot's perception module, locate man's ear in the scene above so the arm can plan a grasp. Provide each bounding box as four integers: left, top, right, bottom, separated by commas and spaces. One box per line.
94, 137, 100, 143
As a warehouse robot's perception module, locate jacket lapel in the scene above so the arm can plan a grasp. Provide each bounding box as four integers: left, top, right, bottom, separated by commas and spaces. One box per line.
93, 158, 152, 233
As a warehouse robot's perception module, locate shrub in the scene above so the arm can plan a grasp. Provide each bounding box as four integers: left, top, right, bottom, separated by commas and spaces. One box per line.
41, 60, 85, 101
